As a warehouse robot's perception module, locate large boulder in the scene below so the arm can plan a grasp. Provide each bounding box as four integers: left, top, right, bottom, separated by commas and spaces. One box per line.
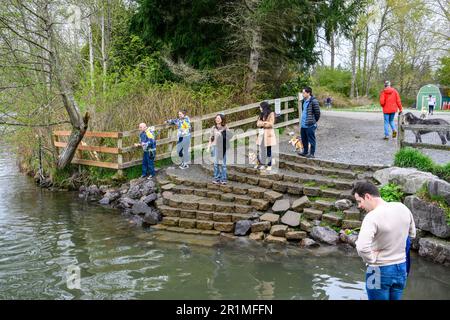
126, 184, 142, 199
131, 201, 153, 215
141, 193, 158, 205
404, 196, 450, 239
116, 197, 137, 209
418, 237, 450, 266
141, 180, 156, 196
428, 178, 450, 206
373, 167, 438, 194
143, 211, 159, 225
411, 228, 428, 250
310, 226, 339, 245
234, 220, 253, 236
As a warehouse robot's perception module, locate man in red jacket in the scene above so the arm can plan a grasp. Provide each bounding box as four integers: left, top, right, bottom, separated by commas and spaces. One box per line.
379, 80, 403, 140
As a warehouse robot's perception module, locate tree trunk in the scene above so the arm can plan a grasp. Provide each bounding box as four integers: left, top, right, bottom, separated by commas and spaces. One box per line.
101, 8, 107, 92
43, 4, 89, 169
362, 25, 368, 95
365, 7, 389, 96
330, 31, 335, 70
245, 25, 262, 94
88, 16, 95, 91
350, 34, 357, 98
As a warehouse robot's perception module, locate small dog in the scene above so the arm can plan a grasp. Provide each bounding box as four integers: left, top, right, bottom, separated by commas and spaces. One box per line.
248, 151, 258, 165
288, 136, 304, 153
403, 112, 450, 145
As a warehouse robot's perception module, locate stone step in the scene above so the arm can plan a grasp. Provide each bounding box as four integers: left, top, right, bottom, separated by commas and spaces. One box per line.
302, 208, 323, 220
202, 165, 354, 199
341, 219, 362, 230
279, 152, 386, 173
157, 204, 254, 223
166, 185, 271, 210
321, 213, 343, 227
161, 192, 255, 214
279, 159, 358, 180
161, 216, 235, 233
151, 224, 221, 236
225, 164, 354, 190
311, 199, 335, 211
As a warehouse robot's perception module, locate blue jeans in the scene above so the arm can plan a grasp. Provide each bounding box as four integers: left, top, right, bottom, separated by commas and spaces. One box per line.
142, 152, 155, 176
300, 125, 316, 155
365, 262, 407, 300
383, 113, 396, 137
212, 146, 227, 181
176, 135, 191, 164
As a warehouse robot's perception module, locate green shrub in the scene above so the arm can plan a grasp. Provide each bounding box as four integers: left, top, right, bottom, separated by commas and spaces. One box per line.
394, 147, 435, 172
380, 183, 405, 202
394, 147, 450, 182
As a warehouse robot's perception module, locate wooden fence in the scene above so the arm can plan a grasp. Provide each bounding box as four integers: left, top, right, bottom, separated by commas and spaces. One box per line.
397, 114, 450, 151
53, 95, 303, 174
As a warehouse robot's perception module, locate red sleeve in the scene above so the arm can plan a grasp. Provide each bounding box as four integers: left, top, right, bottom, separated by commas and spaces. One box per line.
396, 90, 403, 112
379, 92, 385, 107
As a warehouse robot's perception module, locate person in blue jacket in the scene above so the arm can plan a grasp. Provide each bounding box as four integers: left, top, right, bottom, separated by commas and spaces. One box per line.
166, 110, 191, 169
135, 123, 156, 178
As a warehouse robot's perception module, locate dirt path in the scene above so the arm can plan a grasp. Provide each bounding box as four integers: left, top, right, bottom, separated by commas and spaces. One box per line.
278, 110, 450, 166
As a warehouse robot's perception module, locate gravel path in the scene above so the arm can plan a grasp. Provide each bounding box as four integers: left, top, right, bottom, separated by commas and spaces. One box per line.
279, 110, 450, 166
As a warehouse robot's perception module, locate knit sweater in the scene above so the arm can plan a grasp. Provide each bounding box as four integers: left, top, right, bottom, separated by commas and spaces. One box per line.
355, 202, 416, 266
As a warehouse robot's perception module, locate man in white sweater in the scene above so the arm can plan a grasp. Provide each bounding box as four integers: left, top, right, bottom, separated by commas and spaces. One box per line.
352, 181, 416, 300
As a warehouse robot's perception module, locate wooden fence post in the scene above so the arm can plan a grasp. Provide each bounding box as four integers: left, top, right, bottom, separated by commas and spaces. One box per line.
284, 101, 289, 123
397, 113, 405, 150
298, 92, 302, 129
117, 135, 123, 176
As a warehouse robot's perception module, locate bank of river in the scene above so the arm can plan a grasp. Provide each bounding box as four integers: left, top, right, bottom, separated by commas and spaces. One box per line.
0, 145, 449, 299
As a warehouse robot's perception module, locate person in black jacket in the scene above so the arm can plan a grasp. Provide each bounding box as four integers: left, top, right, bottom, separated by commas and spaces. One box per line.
298, 86, 320, 158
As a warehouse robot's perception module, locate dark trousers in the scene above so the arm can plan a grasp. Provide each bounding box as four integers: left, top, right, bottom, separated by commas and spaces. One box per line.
428, 105, 434, 114
142, 152, 155, 176
300, 126, 317, 155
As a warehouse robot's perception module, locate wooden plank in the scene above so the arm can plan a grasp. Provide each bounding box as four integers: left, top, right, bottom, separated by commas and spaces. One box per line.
54, 141, 120, 154
402, 142, 450, 151
54, 130, 121, 138
71, 158, 119, 169
402, 124, 450, 132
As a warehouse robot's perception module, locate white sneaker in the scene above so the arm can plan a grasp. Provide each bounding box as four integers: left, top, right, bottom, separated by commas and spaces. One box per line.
258, 165, 266, 170
180, 164, 189, 170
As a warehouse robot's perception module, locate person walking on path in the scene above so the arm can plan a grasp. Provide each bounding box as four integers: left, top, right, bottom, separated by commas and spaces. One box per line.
298, 86, 320, 159
207, 113, 233, 184
352, 181, 416, 300
379, 80, 403, 140
166, 110, 191, 169
135, 123, 156, 178
325, 95, 332, 109
255, 101, 277, 172
427, 94, 436, 115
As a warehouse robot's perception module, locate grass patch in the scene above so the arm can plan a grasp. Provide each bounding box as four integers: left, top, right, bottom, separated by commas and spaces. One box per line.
394, 147, 450, 182
304, 181, 317, 187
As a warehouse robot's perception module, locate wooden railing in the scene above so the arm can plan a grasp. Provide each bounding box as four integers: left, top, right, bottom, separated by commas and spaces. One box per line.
397, 115, 450, 151
53, 95, 302, 174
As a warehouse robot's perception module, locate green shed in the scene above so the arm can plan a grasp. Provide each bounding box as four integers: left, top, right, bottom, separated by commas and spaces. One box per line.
417, 84, 442, 111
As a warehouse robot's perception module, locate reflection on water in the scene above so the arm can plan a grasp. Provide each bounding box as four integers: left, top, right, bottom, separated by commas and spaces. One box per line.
0, 145, 449, 300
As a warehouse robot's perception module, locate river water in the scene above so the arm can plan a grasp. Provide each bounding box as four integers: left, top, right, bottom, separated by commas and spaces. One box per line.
0, 145, 449, 300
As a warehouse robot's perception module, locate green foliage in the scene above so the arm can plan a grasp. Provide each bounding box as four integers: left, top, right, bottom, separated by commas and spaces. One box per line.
311, 66, 352, 96
380, 183, 405, 202
394, 148, 450, 182
435, 56, 450, 86
394, 147, 435, 172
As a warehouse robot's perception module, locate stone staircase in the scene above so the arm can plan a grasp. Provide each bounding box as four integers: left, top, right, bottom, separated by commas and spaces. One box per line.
153, 152, 386, 243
